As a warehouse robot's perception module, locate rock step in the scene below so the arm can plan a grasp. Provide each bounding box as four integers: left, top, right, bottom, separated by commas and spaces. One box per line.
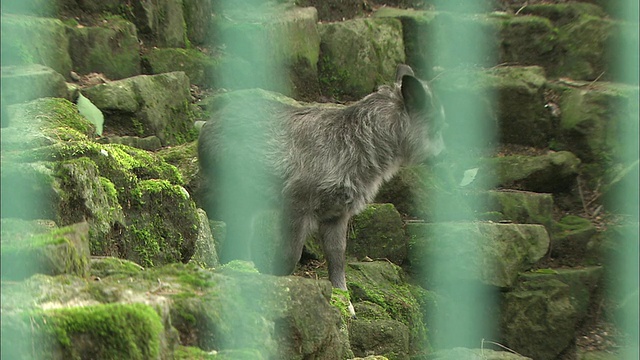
1, 261, 348, 360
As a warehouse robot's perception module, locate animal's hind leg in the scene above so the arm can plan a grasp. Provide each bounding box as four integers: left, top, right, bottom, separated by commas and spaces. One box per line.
319, 214, 349, 289
319, 213, 356, 316
272, 213, 312, 275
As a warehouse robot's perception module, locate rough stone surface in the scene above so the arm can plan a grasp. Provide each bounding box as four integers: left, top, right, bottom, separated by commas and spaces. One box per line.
551, 215, 597, 265
318, 17, 405, 100
430, 348, 532, 360
83, 72, 197, 146
519, 3, 613, 80
407, 222, 550, 288
1, 98, 200, 267
188, 208, 220, 268
349, 319, 410, 360
482, 190, 554, 231
1, 14, 72, 79
1, 221, 91, 280
143, 48, 216, 87
1, 65, 69, 106
66, 18, 141, 80
346, 261, 429, 356
480, 151, 581, 193
501, 273, 579, 360
131, 0, 186, 47
432, 66, 551, 149
215, 5, 321, 100
182, 0, 213, 46
348, 203, 407, 264
554, 81, 640, 165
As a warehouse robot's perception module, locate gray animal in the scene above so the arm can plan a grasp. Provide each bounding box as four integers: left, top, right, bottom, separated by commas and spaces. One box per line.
198, 64, 445, 315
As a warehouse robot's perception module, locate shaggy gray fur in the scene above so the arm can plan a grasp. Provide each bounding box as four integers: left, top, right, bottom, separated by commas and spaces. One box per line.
198, 64, 444, 313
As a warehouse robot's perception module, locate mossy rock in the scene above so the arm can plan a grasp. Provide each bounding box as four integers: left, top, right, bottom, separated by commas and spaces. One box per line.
3, 97, 96, 153
375, 162, 465, 222
188, 209, 220, 269
481, 190, 554, 232
143, 48, 218, 87
346, 261, 429, 356
97, 135, 163, 151
123, 179, 199, 267
1, 222, 90, 280
553, 81, 639, 169
349, 319, 410, 360
550, 215, 597, 266
0, 0, 61, 16
129, 0, 186, 48
373, 8, 437, 78
182, 0, 213, 46
0, 161, 61, 220
431, 66, 550, 149
1, 303, 168, 360
214, 5, 320, 100
90, 256, 144, 278
66, 17, 141, 80
501, 273, 579, 360
1, 65, 69, 106
348, 203, 407, 264
157, 140, 200, 192
499, 15, 560, 75
520, 3, 613, 80
0, 13, 72, 79
318, 17, 405, 100
479, 151, 581, 193
407, 222, 550, 288
2, 97, 200, 267
53, 157, 126, 254
1, 263, 348, 359
83, 72, 198, 146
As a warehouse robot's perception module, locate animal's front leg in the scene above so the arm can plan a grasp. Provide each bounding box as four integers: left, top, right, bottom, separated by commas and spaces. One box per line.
319, 213, 356, 317
274, 212, 311, 276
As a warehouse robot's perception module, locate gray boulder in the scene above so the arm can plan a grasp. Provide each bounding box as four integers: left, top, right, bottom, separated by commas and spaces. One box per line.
346, 261, 429, 357
479, 151, 581, 193
554, 80, 639, 165
214, 5, 321, 100
83, 72, 197, 146
407, 222, 550, 288
350, 319, 410, 360
1, 65, 69, 106
348, 203, 407, 264
131, 0, 186, 47
501, 273, 579, 360
182, 0, 213, 46
66, 18, 141, 80
1, 14, 72, 79
318, 17, 405, 100
481, 190, 555, 232
1, 221, 90, 280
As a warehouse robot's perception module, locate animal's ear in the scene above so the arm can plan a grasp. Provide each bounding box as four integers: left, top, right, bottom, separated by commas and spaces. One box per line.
401, 74, 429, 114
395, 64, 415, 82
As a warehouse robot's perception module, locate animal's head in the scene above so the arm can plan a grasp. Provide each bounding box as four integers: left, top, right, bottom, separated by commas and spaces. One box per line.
396, 64, 446, 162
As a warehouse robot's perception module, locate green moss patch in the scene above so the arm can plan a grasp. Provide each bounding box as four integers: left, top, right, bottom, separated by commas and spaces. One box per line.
346, 261, 429, 355
35, 303, 164, 359
1, 222, 90, 280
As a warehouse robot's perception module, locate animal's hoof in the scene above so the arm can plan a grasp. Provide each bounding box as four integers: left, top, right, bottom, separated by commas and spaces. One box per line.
348, 301, 356, 319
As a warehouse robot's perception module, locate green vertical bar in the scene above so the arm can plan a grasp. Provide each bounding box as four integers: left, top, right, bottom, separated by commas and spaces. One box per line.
1, 0, 50, 358
210, 0, 288, 355
609, 1, 639, 359
427, 0, 497, 350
